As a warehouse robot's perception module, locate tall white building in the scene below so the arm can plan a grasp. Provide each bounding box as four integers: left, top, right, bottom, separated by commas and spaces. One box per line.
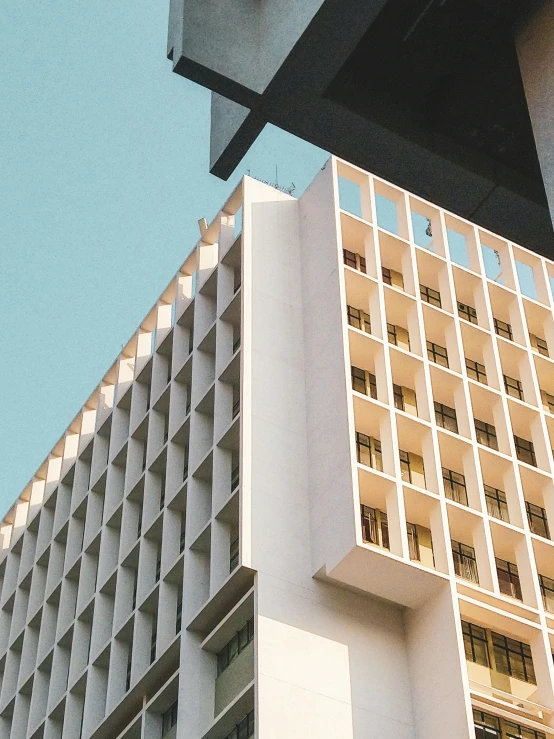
2, 157, 554, 739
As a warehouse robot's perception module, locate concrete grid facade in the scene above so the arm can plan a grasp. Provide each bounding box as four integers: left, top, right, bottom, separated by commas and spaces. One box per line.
2, 158, 554, 738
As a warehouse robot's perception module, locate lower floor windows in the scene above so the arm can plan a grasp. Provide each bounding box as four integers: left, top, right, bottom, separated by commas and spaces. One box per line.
473, 709, 545, 739
225, 710, 255, 739
162, 701, 178, 735
463, 620, 537, 685
217, 619, 255, 676
406, 522, 420, 561
351, 365, 377, 399
484, 485, 509, 522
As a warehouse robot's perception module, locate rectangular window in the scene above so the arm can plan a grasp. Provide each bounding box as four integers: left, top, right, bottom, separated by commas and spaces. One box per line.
176, 588, 183, 633
179, 515, 186, 554
539, 574, 554, 613
543, 391, 554, 414
347, 305, 371, 333
360, 505, 389, 549
343, 249, 357, 269
217, 619, 255, 676
229, 537, 239, 571
475, 419, 498, 450
494, 317, 513, 341
355, 433, 382, 471
406, 522, 420, 561
473, 709, 501, 739
224, 710, 255, 739
462, 621, 490, 667
526, 501, 550, 539
466, 358, 487, 384
504, 375, 524, 401
150, 624, 157, 664
231, 464, 240, 490
393, 384, 404, 411
387, 323, 397, 345
434, 402, 458, 433
351, 366, 377, 399
159, 473, 166, 511
155, 546, 162, 583
382, 266, 392, 285
458, 302, 478, 324
343, 249, 366, 273
420, 284, 442, 308
442, 468, 468, 506
496, 558, 522, 601
351, 366, 366, 394
484, 485, 509, 522
399, 450, 411, 483
514, 436, 536, 466
532, 334, 549, 357
162, 701, 178, 735
492, 631, 536, 684
452, 540, 479, 583
505, 721, 546, 739
427, 341, 449, 368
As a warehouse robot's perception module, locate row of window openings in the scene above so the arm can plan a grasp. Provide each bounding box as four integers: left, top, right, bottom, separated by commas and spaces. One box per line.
357, 435, 550, 538
348, 309, 552, 407
463, 620, 536, 684
225, 710, 254, 739
362, 505, 553, 607
344, 250, 550, 357
474, 708, 545, 739
360, 505, 428, 563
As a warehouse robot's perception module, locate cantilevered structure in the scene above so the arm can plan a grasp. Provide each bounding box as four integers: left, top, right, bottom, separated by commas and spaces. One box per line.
168, 0, 554, 259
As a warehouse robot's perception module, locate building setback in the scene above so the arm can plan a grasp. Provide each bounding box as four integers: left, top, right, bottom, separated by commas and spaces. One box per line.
2, 158, 554, 738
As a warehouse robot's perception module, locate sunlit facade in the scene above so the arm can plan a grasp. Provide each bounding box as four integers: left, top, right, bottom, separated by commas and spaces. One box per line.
2, 159, 554, 738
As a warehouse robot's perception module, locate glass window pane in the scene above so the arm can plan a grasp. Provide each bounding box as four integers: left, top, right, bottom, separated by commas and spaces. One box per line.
376, 194, 398, 234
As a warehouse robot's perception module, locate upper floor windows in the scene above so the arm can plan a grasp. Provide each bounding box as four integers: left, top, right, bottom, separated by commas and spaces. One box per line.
458, 302, 478, 325
351, 366, 377, 399
343, 249, 366, 273
514, 435, 536, 466
427, 341, 449, 368
484, 485, 509, 522
420, 284, 441, 308
530, 333, 549, 357
504, 374, 524, 401
434, 402, 458, 433
452, 540, 478, 583
443, 468, 468, 506
475, 419, 498, 450
496, 558, 522, 601
525, 501, 550, 539
347, 305, 371, 333
466, 358, 487, 384
356, 433, 382, 471
494, 317, 513, 341
473, 709, 546, 739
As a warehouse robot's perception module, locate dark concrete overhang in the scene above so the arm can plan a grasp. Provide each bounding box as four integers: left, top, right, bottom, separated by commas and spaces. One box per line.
169, 0, 554, 258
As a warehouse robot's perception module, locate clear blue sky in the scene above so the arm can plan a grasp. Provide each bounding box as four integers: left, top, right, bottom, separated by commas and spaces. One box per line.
0, 0, 327, 515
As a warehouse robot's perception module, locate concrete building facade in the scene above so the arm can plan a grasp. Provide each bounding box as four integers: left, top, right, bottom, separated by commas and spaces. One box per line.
3, 158, 554, 738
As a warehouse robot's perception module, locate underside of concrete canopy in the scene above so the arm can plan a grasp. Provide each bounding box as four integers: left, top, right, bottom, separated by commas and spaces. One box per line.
168, 0, 554, 259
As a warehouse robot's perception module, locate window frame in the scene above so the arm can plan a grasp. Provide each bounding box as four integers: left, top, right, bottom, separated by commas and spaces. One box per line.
514, 435, 536, 466
442, 467, 468, 506
458, 302, 478, 325
452, 539, 479, 583
427, 340, 449, 368
474, 419, 499, 450
496, 557, 523, 601
484, 485, 509, 522
504, 374, 524, 401
525, 500, 550, 539
462, 621, 490, 667
434, 401, 458, 433
494, 317, 513, 341
466, 358, 487, 384
491, 631, 536, 684
420, 284, 442, 308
